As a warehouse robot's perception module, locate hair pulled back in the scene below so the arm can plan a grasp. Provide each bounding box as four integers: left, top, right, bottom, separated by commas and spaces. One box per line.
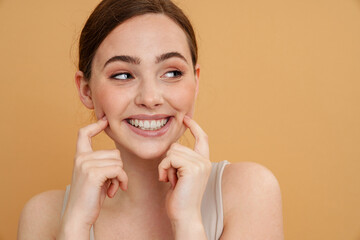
79, 0, 198, 80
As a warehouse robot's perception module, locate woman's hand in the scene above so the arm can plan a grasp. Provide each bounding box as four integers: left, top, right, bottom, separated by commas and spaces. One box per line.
59, 117, 128, 238
158, 116, 211, 238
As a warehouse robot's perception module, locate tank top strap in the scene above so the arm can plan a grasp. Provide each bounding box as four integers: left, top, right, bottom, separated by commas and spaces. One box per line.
60, 185, 70, 219
201, 160, 230, 240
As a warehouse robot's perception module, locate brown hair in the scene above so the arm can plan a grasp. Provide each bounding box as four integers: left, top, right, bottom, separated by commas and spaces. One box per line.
79, 0, 198, 80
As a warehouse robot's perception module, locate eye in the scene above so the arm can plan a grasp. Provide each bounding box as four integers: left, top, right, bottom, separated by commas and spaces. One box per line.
110, 72, 134, 80
163, 70, 183, 79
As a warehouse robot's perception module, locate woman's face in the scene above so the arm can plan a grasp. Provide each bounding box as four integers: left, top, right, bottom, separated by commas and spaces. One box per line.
81, 14, 199, 160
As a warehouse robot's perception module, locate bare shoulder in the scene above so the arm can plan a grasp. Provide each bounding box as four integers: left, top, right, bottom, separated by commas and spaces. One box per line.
221, 162, 284, 239
18, 190, 66, 240
222, 161, 281, 197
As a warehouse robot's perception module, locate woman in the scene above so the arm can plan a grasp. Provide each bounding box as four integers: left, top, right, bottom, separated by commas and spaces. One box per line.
18, 0, 283, 239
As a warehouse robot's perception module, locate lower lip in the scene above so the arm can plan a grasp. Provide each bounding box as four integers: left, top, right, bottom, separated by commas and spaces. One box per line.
125, 117, 172, 137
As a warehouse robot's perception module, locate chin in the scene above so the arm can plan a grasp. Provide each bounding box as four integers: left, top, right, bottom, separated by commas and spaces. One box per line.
117, 140, 171, 161
134, 148, 167, 160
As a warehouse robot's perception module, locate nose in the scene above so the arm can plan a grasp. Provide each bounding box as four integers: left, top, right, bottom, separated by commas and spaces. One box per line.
134, 78, 164, 109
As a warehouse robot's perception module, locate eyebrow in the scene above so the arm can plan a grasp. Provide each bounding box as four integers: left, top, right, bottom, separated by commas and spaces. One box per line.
103, 55, 141, 68
156, 52, 188, 64
103, 51, 188, 69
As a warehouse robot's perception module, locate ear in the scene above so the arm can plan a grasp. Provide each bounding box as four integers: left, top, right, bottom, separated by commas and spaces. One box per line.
194, 64, 200, 98
75, 71, 94, 109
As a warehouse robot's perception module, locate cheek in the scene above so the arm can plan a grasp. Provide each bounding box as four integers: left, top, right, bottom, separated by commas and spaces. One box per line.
91, 87, 130, 119
169, 82, 196, 115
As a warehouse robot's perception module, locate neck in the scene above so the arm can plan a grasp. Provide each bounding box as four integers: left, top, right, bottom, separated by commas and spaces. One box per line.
104, 145, 170, 209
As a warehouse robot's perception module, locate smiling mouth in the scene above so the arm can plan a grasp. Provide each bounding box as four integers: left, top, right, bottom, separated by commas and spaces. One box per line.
126, 117, 170, 131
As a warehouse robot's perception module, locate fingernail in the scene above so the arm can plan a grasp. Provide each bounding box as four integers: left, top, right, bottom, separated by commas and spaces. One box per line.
102, 116, 107, 121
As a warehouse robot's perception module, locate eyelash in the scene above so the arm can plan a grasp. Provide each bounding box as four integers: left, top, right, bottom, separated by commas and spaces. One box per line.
110, 72, 134, 80
110, 70, 183, 81
163, 70, 183, 79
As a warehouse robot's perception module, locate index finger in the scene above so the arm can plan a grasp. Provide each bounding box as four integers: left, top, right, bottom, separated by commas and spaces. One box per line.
76, 116, 108, 155
183, 115, 209, 158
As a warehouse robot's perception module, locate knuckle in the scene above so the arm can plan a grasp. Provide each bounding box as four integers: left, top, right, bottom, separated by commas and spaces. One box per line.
197, 133, 208, 143
158, 159, 168, 169
203, 133, 209, 142
171, 142, 180, 149
113, 149, 121, 158
77, 127, 88, 138
116, 165, 124, 173
74, 153, 86, 167
80, 161, 89, 174
115, 160, 123, 168
112, 165, 121, 173
166, 148, 174, 156
87, 169, 97, 180
158, 161, 164, 169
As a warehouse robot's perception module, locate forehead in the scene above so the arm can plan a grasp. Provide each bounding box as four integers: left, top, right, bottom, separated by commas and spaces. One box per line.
93, 14, 191, 66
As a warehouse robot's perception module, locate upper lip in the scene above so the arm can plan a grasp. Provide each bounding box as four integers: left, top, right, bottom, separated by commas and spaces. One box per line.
126, 114, 171, 120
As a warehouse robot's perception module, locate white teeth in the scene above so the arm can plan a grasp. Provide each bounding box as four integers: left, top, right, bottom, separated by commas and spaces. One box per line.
151, 120, 157, 129
127, 118, 169, 130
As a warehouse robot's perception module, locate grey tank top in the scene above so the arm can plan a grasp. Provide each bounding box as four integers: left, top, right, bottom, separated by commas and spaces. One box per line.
61, 160, 229, 240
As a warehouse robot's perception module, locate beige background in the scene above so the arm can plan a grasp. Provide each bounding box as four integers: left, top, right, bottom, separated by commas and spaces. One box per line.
1, 0, 359, 239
